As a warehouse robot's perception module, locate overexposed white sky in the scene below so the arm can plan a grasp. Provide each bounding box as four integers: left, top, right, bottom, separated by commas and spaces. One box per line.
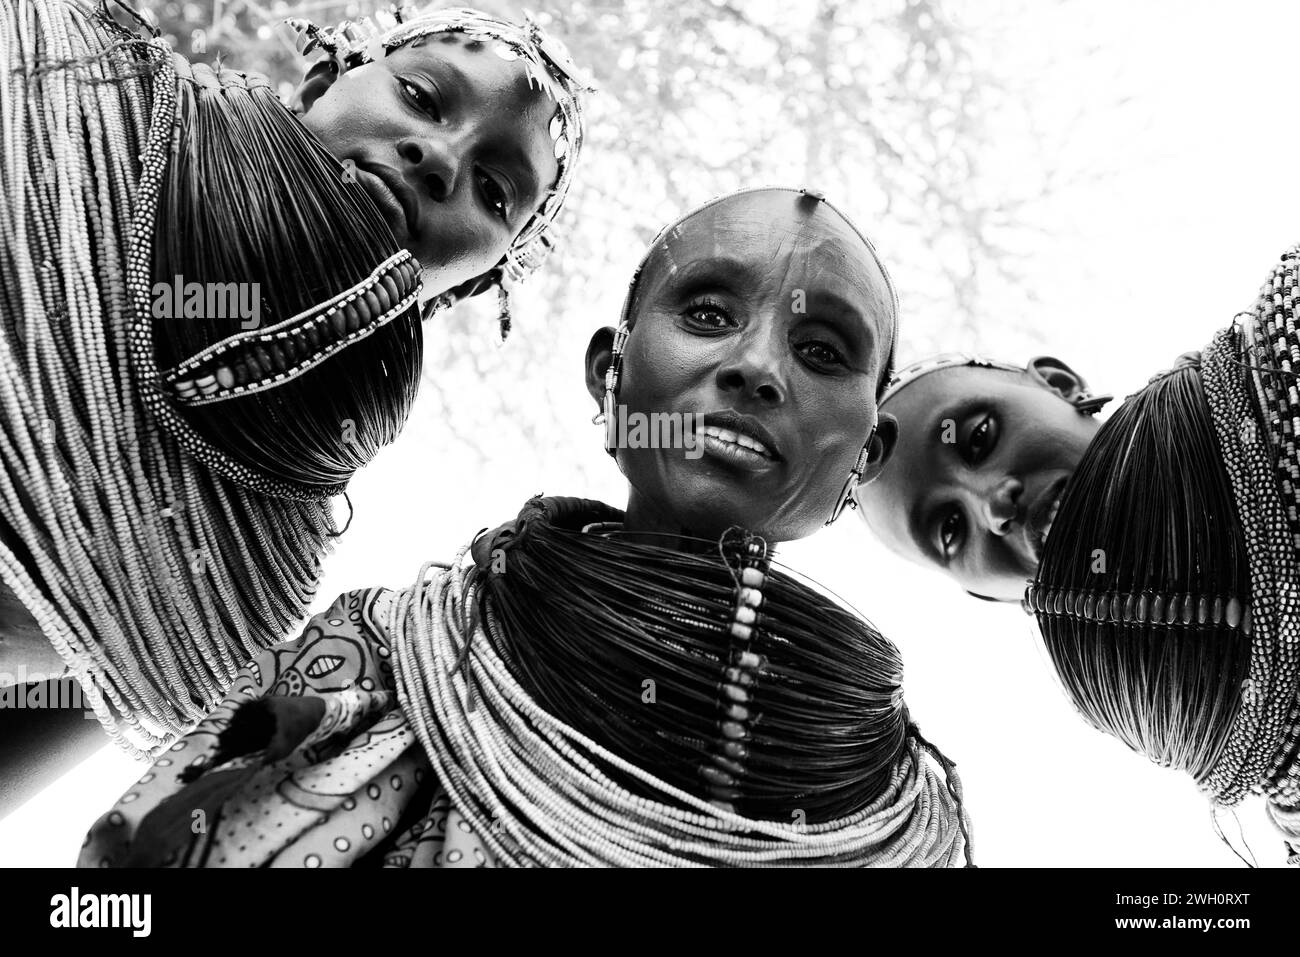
6, 0, 1300, 867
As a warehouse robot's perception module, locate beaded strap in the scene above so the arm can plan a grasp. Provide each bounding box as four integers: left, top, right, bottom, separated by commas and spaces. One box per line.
702, 534, 772, 813
1023, 584, 1250, 635
165, 253, 421, 405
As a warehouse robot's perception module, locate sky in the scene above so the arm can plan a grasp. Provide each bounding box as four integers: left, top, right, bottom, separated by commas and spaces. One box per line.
5, 0, 1300, 867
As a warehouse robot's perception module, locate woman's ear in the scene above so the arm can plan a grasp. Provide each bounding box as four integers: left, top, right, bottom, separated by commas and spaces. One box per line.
858, 412, 898, 486
290, 57, 339, 115
585, 326, 615, 409
1026, 356, 1088, 402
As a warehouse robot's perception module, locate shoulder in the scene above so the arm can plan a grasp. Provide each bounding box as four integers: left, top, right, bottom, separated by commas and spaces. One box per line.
240, 587, 397, 698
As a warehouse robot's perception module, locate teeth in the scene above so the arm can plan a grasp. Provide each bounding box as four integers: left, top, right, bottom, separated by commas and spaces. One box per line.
1040, 495, 1062, 543
702, 425, 770, 456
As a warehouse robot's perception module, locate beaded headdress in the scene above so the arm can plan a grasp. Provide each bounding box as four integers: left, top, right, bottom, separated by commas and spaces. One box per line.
881, 352, 1112, 416
880, 353, 1022, 406
286, 5, 594, 289
598, 186, 899, 525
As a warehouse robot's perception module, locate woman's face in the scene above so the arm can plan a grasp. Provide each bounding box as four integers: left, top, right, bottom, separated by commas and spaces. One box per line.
592, 191, 894, 544
298, 33, 560, 296
858, 365, 1100, 600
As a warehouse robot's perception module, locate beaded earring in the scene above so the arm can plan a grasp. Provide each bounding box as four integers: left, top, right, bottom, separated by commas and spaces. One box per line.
825, 438, 874, 526
497, 276, 512, 341
1074, 390, 1113, 415
594, 320, 631, 455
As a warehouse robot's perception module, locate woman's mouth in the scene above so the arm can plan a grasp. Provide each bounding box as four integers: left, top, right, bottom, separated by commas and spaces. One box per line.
354, 165, 417, 241
1025, 477, 1068, 564
698, 422, 779, 471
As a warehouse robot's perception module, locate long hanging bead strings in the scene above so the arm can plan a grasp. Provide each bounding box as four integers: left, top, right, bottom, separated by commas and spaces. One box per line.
0, 0, 340, 754
389, 545, 971, 867
1199, 249, 1300, 811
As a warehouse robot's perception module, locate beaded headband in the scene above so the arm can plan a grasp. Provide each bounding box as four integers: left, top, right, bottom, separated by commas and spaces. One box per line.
881, 352, 1113, 415
286, 4, 594, 287
880, 353, 1021, 406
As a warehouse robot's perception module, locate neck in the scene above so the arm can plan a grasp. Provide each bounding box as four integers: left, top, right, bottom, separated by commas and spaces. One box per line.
620, 490, 720, 553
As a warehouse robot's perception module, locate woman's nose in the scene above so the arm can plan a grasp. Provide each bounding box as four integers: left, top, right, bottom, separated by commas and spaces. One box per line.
715, 332, 787, 405
980, 477, 1023, 537
397, 135, 461, 203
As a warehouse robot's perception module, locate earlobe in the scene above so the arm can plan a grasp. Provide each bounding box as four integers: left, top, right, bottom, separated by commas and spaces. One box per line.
585, 327, 616, 409
291, 58, 339, 115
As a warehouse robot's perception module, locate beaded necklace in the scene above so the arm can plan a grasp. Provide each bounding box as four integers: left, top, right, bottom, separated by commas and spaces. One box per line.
388, 497, 973, 867
0, 0, 416, 754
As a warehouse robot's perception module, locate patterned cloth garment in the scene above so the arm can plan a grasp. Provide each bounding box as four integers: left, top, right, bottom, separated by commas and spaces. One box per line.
79, 588, 498, 868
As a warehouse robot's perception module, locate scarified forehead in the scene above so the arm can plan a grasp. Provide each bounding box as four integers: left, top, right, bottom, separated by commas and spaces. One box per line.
626, 190, 896, 366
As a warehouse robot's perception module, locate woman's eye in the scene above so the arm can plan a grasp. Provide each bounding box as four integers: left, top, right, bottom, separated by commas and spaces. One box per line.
798, 340, 846, 368
684, 301, 733, 328
476, 170, 509, 223
964, 416, 996, 464
398, 78, 440, 121
940, 509, 964, 556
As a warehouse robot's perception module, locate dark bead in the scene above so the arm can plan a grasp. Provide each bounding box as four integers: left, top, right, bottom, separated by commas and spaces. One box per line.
1084, 594, 1096, 619
268, 341, 287, 369
1095, 596, 1108, 621
331, 308, 350, 336
252, 345, 275, 375
1198, 596, 1209, 624
1123, 594, 1136, 622
1181, 595, 1193, 625
1213, 596, 1224, 625
708, 786, 741, 801
1166, 595, 1180, 625
364, 288, 385, 322
1053, 590, 1065, 615
381, 273, 401, 305
1138, 594, 1150, 622
1151, 595, 1164, 623
1226, 598, 1243, 629
232, 360, 251, 386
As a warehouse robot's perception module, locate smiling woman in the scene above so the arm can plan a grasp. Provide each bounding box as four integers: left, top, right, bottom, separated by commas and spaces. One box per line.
79, 187, 973, 869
